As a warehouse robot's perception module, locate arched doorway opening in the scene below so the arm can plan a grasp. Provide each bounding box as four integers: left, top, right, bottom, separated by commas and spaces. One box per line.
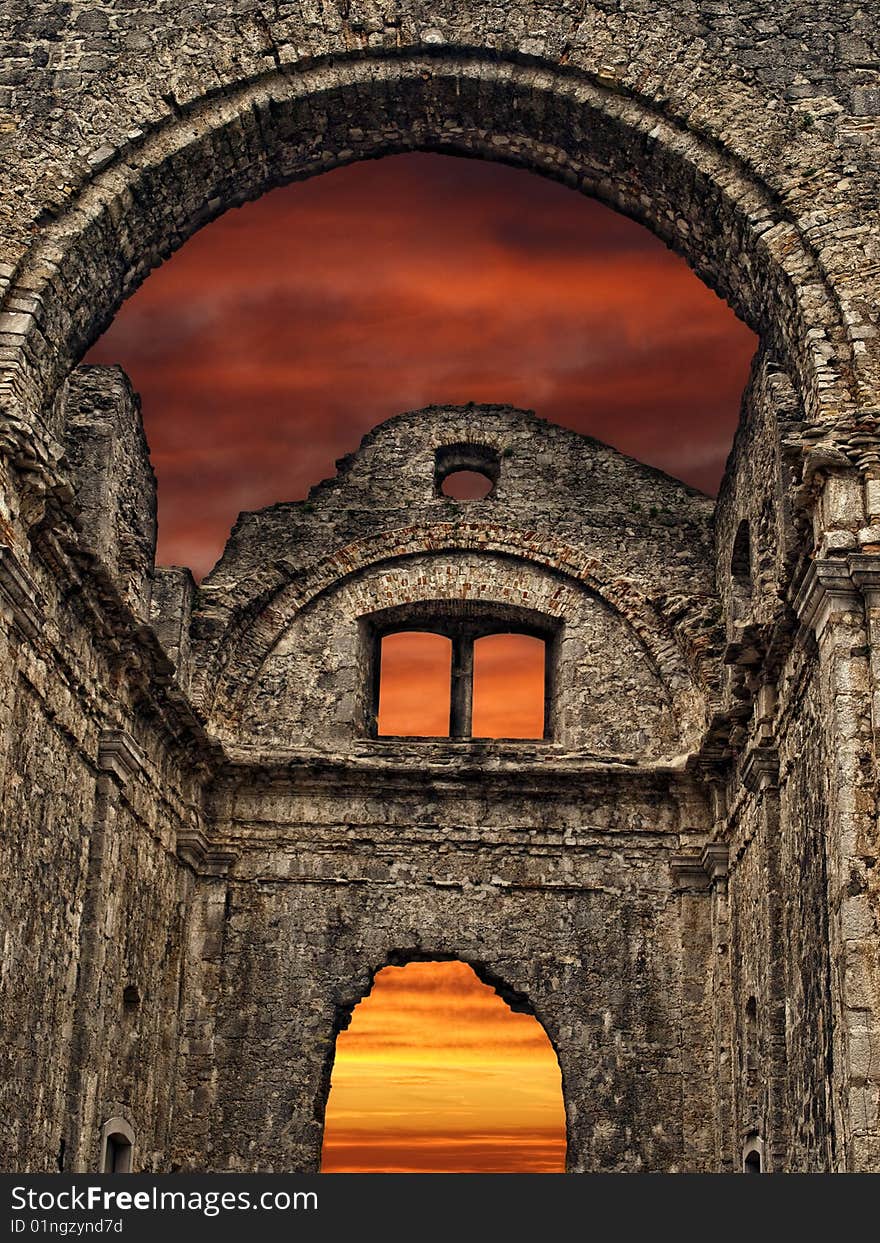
321, 960, 566, 1174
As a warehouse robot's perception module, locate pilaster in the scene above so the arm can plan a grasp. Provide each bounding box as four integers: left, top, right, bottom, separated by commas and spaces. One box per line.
794, 555, 880, 1170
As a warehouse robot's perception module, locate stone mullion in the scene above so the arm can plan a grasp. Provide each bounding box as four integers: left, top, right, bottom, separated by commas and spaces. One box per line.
795, 560, 880, 1171
450, 632, 474, 739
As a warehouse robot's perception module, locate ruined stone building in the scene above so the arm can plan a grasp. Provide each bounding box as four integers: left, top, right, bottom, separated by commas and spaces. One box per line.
1, 0, 879, 1174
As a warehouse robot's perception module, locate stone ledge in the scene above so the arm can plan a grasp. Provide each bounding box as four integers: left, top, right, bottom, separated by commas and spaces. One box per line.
176, 825, 236, 876
849, 553, 880, 604
0, 542, 45, 640
794, 558, 861, 633
702, 842, 730, 882
741, 745, 780, 794
670, 842, 729, 890
97, 728, 146, 787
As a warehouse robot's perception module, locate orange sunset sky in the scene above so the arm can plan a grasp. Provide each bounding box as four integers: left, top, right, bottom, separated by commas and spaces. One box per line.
86, 152, 755, 1171
321, 962, 566, 1174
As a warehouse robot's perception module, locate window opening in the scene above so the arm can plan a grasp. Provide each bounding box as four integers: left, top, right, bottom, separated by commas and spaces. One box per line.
731, 519, 753, 619
742, 1132, 764, 1173
366, 603, 557, 742
434, 443, 501, 501
99, 1120, 135, 1174
374, 626, 550, 739
472, 633, 546, 738
440, 470, 494, 500
376, 631, 452, 737
105, 1134, 132, 1173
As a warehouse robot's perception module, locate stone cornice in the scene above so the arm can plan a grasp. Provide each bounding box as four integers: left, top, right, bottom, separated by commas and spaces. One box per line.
670, 842, 728, 890
702, 842, 730, 882
669, 852, 711, 890
741, 745, 780, 794
793, 557, 862, 635
176, 824, 236, 876
0, 542, 45, 640
97, 728, 146, 787
848, 553, 880, 606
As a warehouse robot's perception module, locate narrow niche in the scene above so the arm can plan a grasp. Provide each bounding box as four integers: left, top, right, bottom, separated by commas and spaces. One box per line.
743, 1133, 764, 1173
320, 960, 566, 1173
730, 519, 753, 620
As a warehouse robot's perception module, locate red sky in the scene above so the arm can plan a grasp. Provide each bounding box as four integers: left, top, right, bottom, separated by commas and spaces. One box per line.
86, 151, 756, 580
85, 152, 755, 1171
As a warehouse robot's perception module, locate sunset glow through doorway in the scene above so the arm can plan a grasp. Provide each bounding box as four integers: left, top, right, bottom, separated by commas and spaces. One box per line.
321, 961, 566, 1173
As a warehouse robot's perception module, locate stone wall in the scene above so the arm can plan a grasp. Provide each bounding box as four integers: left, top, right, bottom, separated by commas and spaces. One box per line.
195, 405, 718, 740
708, 349, 880, 1170
204, 406, 716, 759
0, 371, 210, 1174
194, 763, 712, 1172
1, 0, 879, 1175
241, 551, 681, 756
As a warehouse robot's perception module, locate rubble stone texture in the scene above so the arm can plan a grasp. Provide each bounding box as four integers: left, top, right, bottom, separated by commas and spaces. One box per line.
0, 0, 879, 1173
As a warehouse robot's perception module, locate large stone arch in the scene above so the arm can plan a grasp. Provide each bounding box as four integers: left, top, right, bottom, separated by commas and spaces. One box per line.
0, 49, 865, 514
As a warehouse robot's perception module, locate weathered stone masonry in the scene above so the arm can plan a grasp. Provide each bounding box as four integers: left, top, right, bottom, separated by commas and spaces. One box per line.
1, 1, 879, 1173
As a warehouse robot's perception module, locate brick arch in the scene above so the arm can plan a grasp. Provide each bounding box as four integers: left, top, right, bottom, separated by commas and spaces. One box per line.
198, 522, 714, 747
0, 50, 858, 515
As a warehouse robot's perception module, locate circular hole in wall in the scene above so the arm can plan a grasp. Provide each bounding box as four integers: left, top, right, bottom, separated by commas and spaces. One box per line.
434, 443, 501, 500
440, 469, 495, 500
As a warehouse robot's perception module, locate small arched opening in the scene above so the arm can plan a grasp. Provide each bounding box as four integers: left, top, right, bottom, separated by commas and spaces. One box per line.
742, 1133, 765, 1174
435, 444, 501, 501
320, 958, 566, 1173
99, 1117, 134, 1174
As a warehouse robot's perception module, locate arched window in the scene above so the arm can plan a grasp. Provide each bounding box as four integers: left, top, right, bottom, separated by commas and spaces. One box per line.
100, 1117, 134, 1173
742, 1133, 764, 1173
364, 603, 557, 740
321, 959, 566, 1173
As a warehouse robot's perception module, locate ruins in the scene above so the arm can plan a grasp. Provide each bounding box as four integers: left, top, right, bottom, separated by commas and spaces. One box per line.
1, 0, 879, 1173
